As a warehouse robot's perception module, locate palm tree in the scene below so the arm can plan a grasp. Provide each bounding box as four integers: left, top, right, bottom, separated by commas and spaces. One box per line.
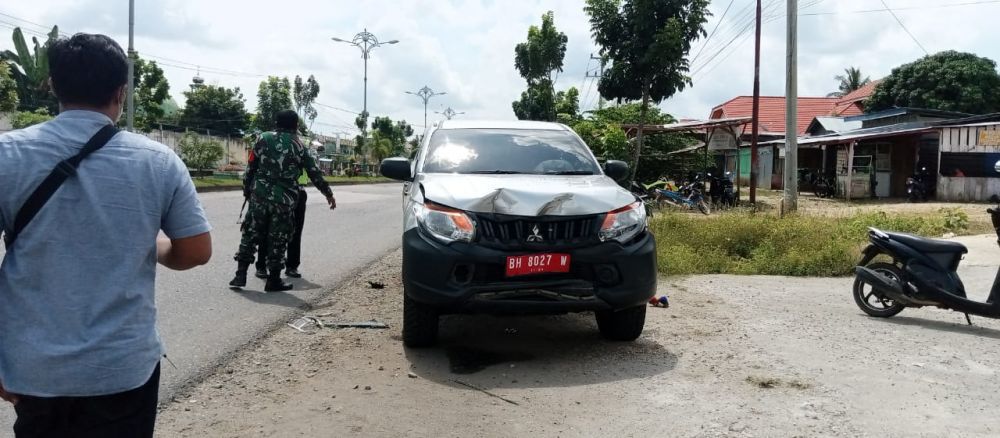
827, 67, 871, 98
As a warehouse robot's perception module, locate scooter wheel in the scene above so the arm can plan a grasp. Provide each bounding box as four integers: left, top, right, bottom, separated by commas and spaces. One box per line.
852, 262, 906, 318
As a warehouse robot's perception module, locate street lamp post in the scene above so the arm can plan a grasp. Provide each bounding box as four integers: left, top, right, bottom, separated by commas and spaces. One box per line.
331, 29, 397, 165
331, 29, 398, 117
435, 107, 465, 120
406, 86, 446, 128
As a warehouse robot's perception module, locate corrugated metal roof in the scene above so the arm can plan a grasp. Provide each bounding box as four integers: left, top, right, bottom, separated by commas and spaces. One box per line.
810, 116, 862, 134
769, 122, 934, 146
621, 117, 752, 133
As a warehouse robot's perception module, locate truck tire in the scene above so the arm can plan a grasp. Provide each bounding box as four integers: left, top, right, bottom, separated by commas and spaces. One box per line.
596, 305, 646, 341
403, 294, 439, 348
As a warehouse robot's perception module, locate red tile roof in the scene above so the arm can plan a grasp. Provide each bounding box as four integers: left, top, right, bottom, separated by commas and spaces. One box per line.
710, 96, 862, 135
831, 79, 882, 116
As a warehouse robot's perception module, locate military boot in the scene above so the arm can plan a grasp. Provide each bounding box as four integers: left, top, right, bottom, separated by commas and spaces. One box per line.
229, 263, 250, 289
264, 270, 294, 292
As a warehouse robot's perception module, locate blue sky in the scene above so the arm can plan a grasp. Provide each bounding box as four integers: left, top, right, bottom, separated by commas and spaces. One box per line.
3, 0, 1000, 138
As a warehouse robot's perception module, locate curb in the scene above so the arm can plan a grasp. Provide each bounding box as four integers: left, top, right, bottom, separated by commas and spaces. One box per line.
195, 180, 397, 193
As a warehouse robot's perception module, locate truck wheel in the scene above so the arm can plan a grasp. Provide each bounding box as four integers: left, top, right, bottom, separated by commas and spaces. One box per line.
403, 294, 439, 348
596, 305, 646, 341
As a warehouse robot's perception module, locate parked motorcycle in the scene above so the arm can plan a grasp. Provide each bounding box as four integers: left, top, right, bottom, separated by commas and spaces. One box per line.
655, 180, 710, 215
853, 195, 1000, 323
707, 171, 737, 208
906, 167, 931, 202
799, 168, 836, 198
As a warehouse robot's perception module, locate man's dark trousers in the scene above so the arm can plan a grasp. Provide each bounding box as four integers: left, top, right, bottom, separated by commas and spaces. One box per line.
256, 188, 307, 272
12, 364, 160, 438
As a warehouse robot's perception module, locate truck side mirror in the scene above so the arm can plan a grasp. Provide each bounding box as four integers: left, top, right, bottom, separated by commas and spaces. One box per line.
380, 157, 412, 181
603, 160, 630, 182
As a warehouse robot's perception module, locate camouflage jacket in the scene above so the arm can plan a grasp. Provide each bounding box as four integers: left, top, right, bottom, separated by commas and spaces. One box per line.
244, 131, 332, 206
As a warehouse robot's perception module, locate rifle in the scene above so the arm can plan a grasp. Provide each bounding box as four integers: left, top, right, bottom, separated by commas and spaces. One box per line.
237, 198, 248, 224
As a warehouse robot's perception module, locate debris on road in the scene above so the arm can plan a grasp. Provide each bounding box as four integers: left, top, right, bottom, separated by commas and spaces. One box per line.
368, 281, 386, 289
648, 295, 670, 307
452, 379, 520, 406
287, 316, 390, 333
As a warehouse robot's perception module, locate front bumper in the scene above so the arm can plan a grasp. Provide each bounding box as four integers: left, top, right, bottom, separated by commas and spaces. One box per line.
402, 227, 657, 314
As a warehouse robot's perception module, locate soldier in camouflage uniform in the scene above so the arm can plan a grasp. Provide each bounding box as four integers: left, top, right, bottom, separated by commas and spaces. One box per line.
229, 110, 336, 292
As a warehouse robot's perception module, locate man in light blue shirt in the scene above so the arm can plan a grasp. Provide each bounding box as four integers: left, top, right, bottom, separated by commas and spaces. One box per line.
0, 33, 212, 437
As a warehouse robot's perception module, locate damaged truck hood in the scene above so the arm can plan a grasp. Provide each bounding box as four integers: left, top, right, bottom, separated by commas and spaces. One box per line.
418, 173, 636, 216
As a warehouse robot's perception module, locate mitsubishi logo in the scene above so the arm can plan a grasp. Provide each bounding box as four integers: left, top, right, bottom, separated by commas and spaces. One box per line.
526, 224, 544, 242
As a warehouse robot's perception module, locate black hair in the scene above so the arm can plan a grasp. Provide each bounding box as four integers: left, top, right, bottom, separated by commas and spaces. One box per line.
276, 110, 300, 131
48, 33, 128, 107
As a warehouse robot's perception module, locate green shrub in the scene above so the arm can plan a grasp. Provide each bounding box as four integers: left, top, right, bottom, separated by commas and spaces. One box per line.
650, 209, 971, 277
178, 132, 225, 172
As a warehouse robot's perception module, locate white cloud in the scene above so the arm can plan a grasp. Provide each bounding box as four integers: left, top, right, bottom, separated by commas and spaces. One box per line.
3, 0, 1000, 136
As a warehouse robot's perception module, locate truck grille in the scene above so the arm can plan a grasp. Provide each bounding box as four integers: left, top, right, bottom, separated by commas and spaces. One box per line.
474, 214, 599, 247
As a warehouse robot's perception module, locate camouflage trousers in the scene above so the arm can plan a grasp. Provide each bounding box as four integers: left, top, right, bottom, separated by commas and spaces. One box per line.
235, 198, 296, 273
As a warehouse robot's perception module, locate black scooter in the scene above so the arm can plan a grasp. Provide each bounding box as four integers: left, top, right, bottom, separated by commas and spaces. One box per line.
853, 195, 1000, 324
707, 171, 737, 208
905, 167, 930, 202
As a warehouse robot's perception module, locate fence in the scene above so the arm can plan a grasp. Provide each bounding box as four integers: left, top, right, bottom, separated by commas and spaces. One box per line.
145, 129, 249, 169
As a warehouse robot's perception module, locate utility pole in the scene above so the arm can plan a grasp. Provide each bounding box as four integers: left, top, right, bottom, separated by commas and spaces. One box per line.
784, 0, 799, 212
749, 0, 761, 204
406, 86, 446, 128
126, 0, 135, 132
436, 107, 464, 120
585, 54, 606, 109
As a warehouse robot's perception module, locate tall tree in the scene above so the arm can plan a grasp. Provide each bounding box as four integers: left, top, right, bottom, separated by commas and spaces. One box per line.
828, 66, 870, 97
512, 79, 556, 121
511, 11, 568, 121
254, 76, 293, 132
293, 75, 320, 128
585, 0, 710, 180
867, 51, 1000, 114
554, 86, 581, 124
0, 61, 18, 112
130, 57, 170, 132
180, 84, 249, 135
1, 26, 59, 112
371, 116, 414, 157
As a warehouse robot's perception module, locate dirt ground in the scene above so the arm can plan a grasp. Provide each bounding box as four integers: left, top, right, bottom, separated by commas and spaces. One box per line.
157, 245, 1000, 438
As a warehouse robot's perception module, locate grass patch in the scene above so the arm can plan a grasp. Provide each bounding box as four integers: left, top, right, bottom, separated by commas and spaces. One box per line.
650, 208, 975, 277
297, 173, 392, 185
192, 177, 242, 189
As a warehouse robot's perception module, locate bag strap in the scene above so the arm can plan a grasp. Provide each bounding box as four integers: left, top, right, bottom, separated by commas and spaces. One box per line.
4, 124, 120, 248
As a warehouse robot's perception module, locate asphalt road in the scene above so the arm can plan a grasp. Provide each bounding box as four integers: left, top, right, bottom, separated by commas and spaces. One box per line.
0, 183, 403, 435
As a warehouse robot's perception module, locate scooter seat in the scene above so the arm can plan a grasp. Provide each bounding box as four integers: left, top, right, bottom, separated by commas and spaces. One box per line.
885, 231, 968, 254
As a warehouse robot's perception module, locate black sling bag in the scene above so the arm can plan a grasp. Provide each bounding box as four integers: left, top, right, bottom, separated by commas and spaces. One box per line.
3, 125, 120, 248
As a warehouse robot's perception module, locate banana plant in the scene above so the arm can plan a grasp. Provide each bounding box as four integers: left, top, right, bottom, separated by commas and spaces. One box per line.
1, 26, 59, 111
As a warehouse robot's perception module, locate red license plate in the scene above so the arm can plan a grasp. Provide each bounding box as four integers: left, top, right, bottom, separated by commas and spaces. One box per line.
505, 253, 571, 277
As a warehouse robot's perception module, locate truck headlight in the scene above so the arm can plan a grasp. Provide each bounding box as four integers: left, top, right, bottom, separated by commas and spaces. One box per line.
599, 201, 647, 243
415, 202, 475, 243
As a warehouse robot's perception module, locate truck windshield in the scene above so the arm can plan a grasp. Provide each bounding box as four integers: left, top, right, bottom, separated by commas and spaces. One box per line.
421, 128, 602, 175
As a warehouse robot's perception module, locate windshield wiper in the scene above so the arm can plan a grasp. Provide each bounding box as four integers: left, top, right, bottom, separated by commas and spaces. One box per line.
544, 170, 595, 175
468, 170, 525, 174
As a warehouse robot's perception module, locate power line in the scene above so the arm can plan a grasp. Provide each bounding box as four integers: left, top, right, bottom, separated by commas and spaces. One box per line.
880, 0, 929, 55
691, 0, 737, 64
801, 0, 1000, 16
